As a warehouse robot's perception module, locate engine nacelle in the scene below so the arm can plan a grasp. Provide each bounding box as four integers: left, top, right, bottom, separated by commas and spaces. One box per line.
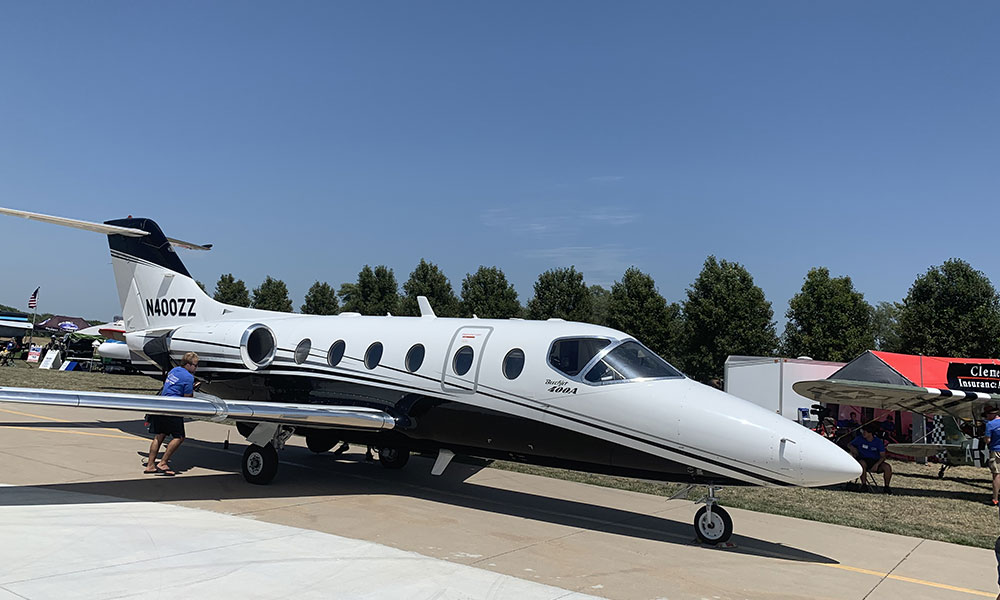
167, 321, 278, 371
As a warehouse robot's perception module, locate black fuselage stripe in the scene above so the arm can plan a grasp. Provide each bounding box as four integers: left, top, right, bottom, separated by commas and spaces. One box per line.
192, 354, 787, 485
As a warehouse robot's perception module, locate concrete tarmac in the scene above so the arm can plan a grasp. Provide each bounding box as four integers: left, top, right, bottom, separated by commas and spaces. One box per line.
0, 403, 997, 600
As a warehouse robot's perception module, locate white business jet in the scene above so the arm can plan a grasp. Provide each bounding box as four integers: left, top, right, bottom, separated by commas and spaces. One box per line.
0, 207, 860, 543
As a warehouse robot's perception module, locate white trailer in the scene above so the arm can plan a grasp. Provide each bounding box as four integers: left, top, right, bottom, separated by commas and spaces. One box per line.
724, 356, 845, 424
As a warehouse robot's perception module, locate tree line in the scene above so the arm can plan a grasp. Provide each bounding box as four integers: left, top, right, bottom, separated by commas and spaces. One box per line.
205, 256, 1000, 383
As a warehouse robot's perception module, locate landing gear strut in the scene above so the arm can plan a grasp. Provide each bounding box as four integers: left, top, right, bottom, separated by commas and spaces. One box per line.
693, 486, 733, 544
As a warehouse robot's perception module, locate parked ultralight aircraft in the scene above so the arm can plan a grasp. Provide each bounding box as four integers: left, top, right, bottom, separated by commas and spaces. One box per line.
0, 207, 861, 543
795, 378, 991, 477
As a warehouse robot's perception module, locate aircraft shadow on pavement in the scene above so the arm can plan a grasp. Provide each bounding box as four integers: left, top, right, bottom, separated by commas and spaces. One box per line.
0, 421, 835, 565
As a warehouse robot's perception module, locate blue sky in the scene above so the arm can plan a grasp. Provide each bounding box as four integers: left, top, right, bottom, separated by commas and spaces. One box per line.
1, 2, 997, 327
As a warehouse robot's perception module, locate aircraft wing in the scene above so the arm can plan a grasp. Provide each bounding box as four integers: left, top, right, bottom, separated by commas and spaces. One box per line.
0, 387, 395, 431
887, 443, 961, 458
793, 379, 998, 420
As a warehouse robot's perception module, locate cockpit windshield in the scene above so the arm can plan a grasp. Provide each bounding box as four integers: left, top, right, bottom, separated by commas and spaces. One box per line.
548, 338, 611, 377
584, 341, 682, 384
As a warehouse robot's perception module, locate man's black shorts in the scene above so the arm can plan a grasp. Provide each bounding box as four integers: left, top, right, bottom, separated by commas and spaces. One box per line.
860, 457, 885, 472
147, 415, 185, 437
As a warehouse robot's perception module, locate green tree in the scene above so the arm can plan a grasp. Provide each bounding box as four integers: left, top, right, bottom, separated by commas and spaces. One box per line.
342, 265, 399, 316
681, 256, 778, 382
896, 259, 1000, 357
606, 268, 682, 363
781, 267, 874, 362
213, 273, 251, 307
301, 281, 339, 315
589, 284, 611, 326
251, 276, 293, 312
526, 266, 592, 321
872, 301, 901, 352
196, 280, 206, 293
399, 259, 461, 317
460, 266, 521, 319
337, 283, 357, 308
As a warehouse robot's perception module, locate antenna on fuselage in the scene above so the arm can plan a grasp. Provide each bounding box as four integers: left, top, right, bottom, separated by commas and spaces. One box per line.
417, 296, 436, 318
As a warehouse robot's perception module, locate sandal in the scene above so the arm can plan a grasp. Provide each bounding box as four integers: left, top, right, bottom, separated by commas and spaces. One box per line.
154, 465, 176, 476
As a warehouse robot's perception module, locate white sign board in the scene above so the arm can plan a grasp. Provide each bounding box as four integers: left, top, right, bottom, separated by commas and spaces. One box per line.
38, 350, 61, 370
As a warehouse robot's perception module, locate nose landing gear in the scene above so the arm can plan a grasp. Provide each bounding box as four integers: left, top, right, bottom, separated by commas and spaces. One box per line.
693, 486, 733, 544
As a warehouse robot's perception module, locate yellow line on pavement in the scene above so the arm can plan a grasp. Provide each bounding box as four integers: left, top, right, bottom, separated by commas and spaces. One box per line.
820, 563, 994, 597
2, 425, 138, 441
0, 406, 73, 422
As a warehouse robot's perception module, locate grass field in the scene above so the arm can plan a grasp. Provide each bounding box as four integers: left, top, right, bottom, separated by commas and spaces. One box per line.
2, 362, 999, 549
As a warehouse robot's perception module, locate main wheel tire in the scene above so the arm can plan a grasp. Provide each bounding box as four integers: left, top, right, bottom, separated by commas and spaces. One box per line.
306, 433, 338, 454
694, 505, 733, 544
378, 447, 410, 469
242, 443, 278, 485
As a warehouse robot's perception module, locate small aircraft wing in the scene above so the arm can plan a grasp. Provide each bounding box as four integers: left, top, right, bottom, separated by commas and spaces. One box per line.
887, 443, 962, 458
0, 387, 395, 431
793, 379, 998, 420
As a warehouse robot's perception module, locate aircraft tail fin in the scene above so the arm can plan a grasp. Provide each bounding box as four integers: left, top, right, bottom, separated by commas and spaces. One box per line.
0, 207, 251, 332
103, 217, 231, 331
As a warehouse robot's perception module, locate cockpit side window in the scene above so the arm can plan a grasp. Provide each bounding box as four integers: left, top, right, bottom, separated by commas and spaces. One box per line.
584, 341, 682, 383
548, 338, 611, 377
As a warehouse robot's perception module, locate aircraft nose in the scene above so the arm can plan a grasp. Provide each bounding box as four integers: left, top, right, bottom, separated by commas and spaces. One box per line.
798, 434, 862, 487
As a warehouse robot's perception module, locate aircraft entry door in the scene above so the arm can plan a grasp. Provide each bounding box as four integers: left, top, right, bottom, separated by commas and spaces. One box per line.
441, 326, 493, 394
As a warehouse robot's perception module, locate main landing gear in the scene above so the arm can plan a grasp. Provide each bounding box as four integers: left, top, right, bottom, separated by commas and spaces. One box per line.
236, 423, 414, 484
673, 484, 733, 544
240, 423, 294, 485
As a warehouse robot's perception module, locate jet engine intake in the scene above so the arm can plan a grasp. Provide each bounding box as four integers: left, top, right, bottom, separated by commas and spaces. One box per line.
168, 321, 278, 371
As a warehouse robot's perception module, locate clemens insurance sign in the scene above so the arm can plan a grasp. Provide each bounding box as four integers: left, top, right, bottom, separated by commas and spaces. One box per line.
947, 363, 1000, 392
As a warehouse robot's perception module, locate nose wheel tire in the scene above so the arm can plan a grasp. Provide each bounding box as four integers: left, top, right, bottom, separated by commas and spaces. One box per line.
378, 447, 410, 469
242, 443, 278, 485
694, 505, 733, 544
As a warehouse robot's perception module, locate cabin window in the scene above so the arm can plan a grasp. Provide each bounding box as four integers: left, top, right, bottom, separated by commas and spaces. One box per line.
327, 340, 346, 367
584, 341, 682, 383
453, 345, 474, 376
365, 342, 383, 369
503, 348, 525, 379
294, 339, 311, 365
548, 338, 610, 377
405, 344, 425, 372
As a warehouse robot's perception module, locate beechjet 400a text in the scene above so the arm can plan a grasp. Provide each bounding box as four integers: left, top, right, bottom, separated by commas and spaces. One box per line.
0, 207, 860, 543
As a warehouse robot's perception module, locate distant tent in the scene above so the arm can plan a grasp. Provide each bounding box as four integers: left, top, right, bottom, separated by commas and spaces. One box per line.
35, 316, 91, 334
0, 311, 33, 337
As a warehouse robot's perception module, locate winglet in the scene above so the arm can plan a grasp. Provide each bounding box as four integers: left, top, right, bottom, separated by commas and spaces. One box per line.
417, 296, 436, 318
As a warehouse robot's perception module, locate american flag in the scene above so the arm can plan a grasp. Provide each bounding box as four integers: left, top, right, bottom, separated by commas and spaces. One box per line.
27, 287, 39, 310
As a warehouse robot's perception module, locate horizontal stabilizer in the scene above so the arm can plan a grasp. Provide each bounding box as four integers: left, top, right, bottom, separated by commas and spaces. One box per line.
888, 443, 961, 458
0, 387, 395, 431
0, 207, 211, 251
0, 206, 147, 237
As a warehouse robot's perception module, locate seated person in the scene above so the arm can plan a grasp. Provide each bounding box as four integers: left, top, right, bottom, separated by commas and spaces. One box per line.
879, 416, 898, 442
839, 411, 860, 429
848, 423, 893, 494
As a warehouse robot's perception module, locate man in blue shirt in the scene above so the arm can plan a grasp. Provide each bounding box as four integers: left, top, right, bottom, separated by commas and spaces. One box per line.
848, 423, 893, 494
982, 406, 1000, 506
143, 352, 198, 476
